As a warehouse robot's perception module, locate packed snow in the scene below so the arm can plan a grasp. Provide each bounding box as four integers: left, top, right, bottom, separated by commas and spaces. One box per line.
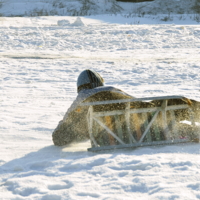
0, 5, 200, 200
0, 0, 200, 18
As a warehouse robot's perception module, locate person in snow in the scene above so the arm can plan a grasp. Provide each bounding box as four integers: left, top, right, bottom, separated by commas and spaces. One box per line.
52, 69, 135, 146
52, 69, 200, 146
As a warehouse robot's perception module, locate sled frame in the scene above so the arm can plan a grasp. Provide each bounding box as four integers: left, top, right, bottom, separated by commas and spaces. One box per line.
80, 96, 194, 152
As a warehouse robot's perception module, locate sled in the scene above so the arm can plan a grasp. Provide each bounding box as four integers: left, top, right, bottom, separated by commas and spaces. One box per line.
80, 95, 199, 152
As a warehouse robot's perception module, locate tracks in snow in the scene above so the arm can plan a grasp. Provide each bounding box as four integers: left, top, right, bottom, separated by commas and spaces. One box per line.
1, 50, 200, 63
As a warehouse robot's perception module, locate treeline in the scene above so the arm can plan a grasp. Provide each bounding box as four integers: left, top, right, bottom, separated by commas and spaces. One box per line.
116, 0, 154, 2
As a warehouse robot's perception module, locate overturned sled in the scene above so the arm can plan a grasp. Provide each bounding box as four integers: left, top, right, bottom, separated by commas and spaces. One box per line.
80, 96, 199, 152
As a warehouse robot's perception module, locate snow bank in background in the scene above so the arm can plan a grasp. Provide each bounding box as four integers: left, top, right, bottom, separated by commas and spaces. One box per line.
0, 0, 200, 18
71, 17, 85, 26
57, 19, 70, 26
57, 17, 86, 27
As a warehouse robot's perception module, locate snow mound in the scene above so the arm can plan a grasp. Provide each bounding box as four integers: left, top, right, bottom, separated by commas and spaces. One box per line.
57, 19, 70, 26
71, 17, 85, 26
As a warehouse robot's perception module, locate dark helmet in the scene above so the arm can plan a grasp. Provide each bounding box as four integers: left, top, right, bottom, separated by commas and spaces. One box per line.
77, 69, 104, 93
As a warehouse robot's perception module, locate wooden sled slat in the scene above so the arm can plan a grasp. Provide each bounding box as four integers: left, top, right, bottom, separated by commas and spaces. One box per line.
80, 95, 186, 106
88, 138, 191, 152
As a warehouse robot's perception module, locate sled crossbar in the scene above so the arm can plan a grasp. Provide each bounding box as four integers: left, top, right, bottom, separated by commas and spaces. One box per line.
87, 104, 189, 117
80, 95, 185, 107
81, 96, 193, 152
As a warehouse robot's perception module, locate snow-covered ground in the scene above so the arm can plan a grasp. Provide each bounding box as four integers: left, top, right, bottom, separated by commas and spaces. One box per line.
0, 14, 200, 200
0, 0, 200, 18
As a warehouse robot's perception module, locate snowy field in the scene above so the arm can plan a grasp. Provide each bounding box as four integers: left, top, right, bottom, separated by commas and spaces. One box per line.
0, 0, 200, 17
0, 15, 200, 199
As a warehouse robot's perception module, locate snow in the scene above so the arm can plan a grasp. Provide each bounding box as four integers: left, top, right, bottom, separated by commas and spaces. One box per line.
0, 0, 200, 17
0, 1, 200, 199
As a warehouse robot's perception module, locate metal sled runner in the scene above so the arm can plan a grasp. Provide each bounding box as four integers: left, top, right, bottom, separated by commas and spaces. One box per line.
80, 96, 198, 152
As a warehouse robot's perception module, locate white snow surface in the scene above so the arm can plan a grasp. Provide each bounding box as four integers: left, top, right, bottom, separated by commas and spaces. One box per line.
0, 0, 200, 17
0, 15, 200, 200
